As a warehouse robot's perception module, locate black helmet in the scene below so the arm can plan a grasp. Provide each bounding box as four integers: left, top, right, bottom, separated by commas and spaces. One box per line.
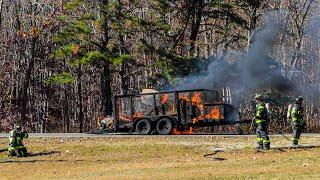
15, 125, 22, 131
295, 96, 303, 103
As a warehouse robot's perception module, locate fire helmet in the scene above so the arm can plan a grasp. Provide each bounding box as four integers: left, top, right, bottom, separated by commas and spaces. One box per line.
295, 96, 303, 103
254, 94, 263, 101
15, 125, 22, 131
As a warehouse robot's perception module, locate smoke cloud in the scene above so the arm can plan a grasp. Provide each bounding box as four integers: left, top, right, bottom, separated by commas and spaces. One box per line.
176, 11, 296, 102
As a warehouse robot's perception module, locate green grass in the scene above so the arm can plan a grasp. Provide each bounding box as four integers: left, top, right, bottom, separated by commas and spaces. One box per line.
0, 135, 320, 179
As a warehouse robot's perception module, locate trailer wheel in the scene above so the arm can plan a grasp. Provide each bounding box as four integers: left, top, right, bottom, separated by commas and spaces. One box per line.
156, 118, 173, 135
136, 119, 152, 135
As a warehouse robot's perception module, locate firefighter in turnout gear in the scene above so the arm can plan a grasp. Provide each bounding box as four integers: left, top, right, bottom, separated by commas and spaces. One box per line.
254, 94, 270, 150
8, 125, 28, 157
289, 96, 305, 147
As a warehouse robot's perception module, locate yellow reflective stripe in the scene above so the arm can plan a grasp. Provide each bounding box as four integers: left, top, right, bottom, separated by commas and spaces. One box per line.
256, 138, 263, 142
17, 137, 21, 142
291, 137, 299, 141
256, 104, 266, 118
9, 131, 14, 136
8, 146, 15, 151
263, 140, 270, 143
8, 145, 24, 150
292, 119, 303, 122
9, 131, 15, 144
255, 119, 266, 124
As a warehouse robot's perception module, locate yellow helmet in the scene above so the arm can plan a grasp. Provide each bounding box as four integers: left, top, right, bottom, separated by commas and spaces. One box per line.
254, 94, 263, 100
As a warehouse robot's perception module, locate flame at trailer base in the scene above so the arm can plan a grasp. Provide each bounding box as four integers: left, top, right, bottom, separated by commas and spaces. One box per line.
172, 127, 193, 135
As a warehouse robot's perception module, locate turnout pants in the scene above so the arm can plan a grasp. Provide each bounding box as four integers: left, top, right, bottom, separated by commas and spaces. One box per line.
256, 122, 270, 149
8, 146, 28, 157
292, 122, 303, 145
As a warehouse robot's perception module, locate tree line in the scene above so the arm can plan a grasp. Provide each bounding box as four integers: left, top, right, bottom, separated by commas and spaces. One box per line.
0, 0, 319, 133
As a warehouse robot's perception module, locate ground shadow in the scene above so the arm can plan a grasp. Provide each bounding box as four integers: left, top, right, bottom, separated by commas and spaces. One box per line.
0, 148, 7, 153
0, 150, 60, 156
204, 156, 227, 161
0, 159, 44, 163
204, 151, 227, 161
273, 144, 320, 151
0, 158, 106, 164
2, 150, 60, 158
211, 157, 227, 161
254, 144, 320, 153
27, 151, 61, 157
86, 129, 113, 134
0, 159, 85, 163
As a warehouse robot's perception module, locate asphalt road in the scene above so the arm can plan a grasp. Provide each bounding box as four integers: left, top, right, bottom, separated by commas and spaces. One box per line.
0, 133, 320, 138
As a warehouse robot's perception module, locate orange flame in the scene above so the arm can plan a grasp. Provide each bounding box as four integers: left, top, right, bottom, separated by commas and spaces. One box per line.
172, 127, 193, 135
191, 92, 201, 104
191, 92, 204, 112
133, 112, 143, 118
170, 104, 175, 113
161, 94, 169, 104
192, 106, 223, 123
119, 114, 131, 122
179, 93, 189, 101
119, 112, 143, 122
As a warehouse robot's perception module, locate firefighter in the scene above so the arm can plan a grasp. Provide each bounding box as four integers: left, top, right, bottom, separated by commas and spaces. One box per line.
289, 96, 305, 147
8, 125, 28, 157
254, 94, 270, 150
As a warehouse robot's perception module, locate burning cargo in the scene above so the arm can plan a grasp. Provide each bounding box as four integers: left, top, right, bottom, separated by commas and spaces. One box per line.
113, 89, 245, 135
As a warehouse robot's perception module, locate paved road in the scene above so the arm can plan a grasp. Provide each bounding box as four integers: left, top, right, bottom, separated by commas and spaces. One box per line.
0, 133, 320, 138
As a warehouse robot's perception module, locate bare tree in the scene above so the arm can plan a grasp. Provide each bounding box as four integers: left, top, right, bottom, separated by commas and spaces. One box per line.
0, 0, 3, 28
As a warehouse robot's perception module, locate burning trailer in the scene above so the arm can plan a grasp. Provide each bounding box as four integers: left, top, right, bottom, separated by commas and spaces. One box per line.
111, 89, 247, 135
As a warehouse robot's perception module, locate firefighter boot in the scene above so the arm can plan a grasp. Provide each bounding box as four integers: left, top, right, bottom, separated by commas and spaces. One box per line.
256, 138, 263, 150
263, 140, 270, 150
292, 138, 299, 147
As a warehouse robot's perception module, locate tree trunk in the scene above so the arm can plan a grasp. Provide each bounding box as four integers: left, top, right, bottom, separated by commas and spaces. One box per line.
0, 0, 3, 29
20, 37, 36, 126
247, 7, 258, 52
101, 63, 113, 115
189, 0, 204, 56
100, 0, 113, 116
63, 86, 70, 132
77, 65, 84, 133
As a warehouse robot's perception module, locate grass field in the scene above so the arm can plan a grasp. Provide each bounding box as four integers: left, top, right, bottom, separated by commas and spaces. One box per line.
1, 135, 320, 179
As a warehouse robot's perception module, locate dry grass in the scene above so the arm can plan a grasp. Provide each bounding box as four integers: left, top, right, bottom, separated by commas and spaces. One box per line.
1, 135, 320, 180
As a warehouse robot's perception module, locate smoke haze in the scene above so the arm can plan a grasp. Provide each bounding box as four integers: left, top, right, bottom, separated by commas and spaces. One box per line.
176, 11, 296, 102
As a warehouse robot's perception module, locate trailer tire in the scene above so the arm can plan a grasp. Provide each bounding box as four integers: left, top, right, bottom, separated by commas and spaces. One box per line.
136, 119, 152, 135
156, 118, 173, 135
